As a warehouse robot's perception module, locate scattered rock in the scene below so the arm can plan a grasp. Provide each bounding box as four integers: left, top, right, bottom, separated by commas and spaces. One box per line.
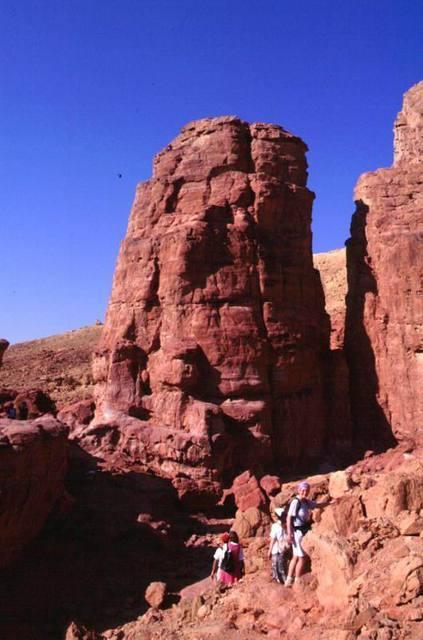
397, 510, 423, 536
329, 470, 352, 498
145, 581, 167, 609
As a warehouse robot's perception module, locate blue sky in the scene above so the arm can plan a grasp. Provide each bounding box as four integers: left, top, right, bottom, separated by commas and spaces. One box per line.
1, 0, 422, 343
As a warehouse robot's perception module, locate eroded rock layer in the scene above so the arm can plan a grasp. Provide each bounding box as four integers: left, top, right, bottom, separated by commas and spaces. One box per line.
345, 82, 423, 447
93, 117, 335, 499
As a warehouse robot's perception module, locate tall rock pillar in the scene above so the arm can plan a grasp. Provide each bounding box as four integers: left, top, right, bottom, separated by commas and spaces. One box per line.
345, 82, 423, 448
92, 117, 335, 502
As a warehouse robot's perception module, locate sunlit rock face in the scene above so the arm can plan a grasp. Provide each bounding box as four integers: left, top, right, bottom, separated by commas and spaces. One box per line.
92, 116, 339, 502
345, 82, 423, 448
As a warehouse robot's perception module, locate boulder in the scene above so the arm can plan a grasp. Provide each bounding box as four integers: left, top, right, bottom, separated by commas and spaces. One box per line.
145, 581, 167, 609
229, 470, 267, 511
0, 416, 68, 567
397, 510, 423, 536
303, 528, 355, 608
259, 474, 281, 498
361, 466, 423, 519
318, 493, 364, 536
328, 470, 352, 498
232, 506, 270, 539
58, 398, 96, 430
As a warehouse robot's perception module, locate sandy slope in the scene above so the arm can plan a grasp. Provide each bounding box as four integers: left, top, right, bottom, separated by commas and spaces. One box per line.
0, 324, 102, 408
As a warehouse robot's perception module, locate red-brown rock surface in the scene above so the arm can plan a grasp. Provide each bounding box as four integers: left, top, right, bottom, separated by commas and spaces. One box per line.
345, 81, 423, 448
87, 451, 423, 640
0, 415, 68, 567
91, 116, 343, 502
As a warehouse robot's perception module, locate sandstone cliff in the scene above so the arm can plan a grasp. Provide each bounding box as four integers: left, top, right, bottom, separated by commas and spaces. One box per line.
91, 117, 343, 502
345, 81, 423, 448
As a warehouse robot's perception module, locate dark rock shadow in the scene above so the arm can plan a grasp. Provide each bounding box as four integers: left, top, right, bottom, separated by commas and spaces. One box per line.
183, 204, 234, 291
344, 200, 397, 454
0, 443, 221, 640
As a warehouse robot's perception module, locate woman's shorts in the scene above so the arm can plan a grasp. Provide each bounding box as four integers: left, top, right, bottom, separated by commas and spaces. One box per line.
292, 529, 306, 557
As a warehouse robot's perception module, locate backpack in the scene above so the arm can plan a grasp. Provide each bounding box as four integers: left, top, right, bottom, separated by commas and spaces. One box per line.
290, 497, 312, 535
220, 545, 235, 573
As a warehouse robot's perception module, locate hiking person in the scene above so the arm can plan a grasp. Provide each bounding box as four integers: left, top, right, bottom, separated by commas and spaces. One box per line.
5, 404, 16, 419
211, 532, 230, 582
18, 402, 28, 420
217, 530, 245, 586
285, 481, 330, 587
268, 506, 289, 583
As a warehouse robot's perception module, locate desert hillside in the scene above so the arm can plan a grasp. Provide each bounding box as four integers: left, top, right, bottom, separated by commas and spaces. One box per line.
0, 324, 102, 408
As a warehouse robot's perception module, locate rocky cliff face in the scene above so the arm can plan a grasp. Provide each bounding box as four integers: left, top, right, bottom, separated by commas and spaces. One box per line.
92, 116, 339, 501
345, 81, 423, 448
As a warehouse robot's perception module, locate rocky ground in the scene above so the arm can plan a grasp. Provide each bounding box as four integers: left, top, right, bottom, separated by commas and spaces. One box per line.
0, 430, 421, 640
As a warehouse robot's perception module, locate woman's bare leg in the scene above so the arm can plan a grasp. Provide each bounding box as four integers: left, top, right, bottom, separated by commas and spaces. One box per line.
295, 556, 306, 578
287, 555, 297, 579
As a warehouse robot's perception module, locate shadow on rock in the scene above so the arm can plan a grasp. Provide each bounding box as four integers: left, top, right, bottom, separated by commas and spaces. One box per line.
0, 442, 219, 639
345, 200, 397, 456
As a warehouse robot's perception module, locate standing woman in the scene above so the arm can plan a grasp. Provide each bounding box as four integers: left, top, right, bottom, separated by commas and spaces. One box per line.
285, 481, 329, 587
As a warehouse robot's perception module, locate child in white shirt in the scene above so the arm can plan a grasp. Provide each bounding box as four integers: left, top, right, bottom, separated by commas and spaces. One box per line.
268, 506, 289, 583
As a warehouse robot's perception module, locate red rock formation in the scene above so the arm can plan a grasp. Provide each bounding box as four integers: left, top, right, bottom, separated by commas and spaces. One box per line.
92, 116, 342, 502
345, 82, 423, 448
0, 416, 68, 567
89, 454, 423, 640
